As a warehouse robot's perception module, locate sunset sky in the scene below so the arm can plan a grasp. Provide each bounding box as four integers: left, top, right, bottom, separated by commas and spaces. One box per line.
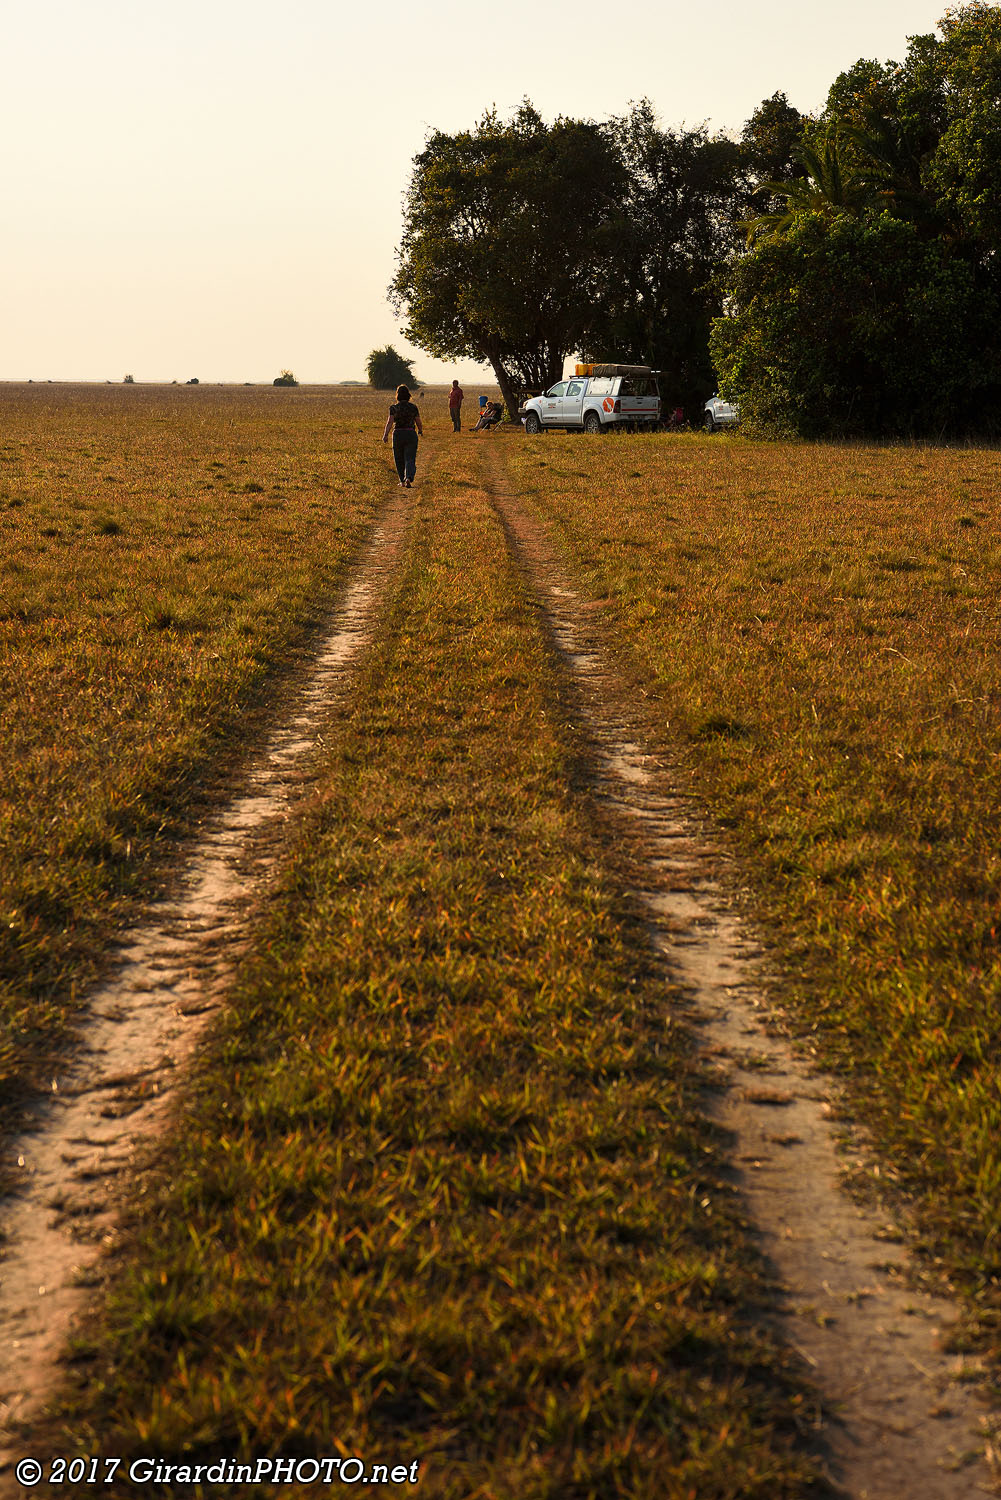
3, 0, 947, 386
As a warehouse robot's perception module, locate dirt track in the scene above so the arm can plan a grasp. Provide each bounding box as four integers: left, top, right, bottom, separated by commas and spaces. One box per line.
2, 434, 998, 1497
0, 487, 410, 1484
480, 438, 998, 1499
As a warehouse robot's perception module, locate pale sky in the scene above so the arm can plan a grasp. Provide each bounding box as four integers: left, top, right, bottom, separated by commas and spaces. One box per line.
2, 0, 948, 386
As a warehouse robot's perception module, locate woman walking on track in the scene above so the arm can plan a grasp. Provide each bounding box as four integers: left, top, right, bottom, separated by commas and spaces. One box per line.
382, 384, 423, 488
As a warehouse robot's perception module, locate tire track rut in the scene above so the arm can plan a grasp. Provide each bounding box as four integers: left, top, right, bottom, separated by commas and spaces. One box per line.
480, 440, 998, 1500
0, 483, 411, 1475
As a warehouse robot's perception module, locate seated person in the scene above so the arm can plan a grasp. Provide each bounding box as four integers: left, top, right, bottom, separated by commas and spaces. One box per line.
471, 400, 503, 431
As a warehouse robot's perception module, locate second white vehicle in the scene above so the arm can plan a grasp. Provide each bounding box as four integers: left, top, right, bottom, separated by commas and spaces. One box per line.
703, 393, 739, 432
521, 364, 660, 433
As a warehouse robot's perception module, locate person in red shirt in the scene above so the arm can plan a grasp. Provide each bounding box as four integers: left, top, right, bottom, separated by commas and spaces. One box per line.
448, 379, 464, 433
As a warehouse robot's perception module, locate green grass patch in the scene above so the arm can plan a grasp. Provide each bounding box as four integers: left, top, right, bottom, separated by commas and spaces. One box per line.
48, 437, 819, 1497
496, 432, 1001, 1349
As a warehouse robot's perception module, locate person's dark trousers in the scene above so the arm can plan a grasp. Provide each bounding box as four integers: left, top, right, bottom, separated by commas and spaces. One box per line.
450, 407, 461, 432
393, 429, 419, 483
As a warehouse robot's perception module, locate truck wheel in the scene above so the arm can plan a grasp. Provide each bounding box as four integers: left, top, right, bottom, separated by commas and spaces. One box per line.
524, 411, 542, 435
704, 412, 716, 434
583, 410, 603, 434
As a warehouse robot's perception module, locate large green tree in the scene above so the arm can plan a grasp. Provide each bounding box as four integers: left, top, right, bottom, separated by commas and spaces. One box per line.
390, 104, 626, 417
818, 51, 949, 235
710, 210, 988, 437
928, 2, 1001, 245
743, 132, 874, 244
818, 3, 1001, 248
582, 101, 743, 415
739, 91, 808, 215
712, 2, 1001, 436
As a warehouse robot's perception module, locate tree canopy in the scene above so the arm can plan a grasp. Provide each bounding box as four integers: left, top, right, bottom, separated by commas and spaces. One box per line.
714, 2, 1001, 436
391, 104, 626, 418
582, 102, 744, 411
389, 6, 1001, 437
711, 211, 985, 437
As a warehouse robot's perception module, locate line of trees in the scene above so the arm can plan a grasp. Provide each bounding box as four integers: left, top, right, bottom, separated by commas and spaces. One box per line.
391, 3, 1001, 437
390, 100, 747, 421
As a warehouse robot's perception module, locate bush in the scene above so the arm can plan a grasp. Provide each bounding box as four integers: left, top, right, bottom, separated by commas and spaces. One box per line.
710, 211, 997, 437
366, 345, 416, 390
273, 370, 298, 387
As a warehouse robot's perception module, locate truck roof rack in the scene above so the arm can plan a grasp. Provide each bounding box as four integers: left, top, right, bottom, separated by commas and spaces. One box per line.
575, 363, 660, 378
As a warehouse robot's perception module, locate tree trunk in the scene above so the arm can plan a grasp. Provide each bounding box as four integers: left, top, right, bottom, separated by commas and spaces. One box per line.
487, 358, 522, 423
545, 351, 566, 388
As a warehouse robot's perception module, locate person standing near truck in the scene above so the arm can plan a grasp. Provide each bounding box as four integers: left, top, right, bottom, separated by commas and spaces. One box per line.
448, 379, 464, 433
382, 384, 423, 487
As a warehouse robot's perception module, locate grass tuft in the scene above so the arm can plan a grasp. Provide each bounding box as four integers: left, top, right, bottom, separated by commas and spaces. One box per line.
695, 715, 750, 741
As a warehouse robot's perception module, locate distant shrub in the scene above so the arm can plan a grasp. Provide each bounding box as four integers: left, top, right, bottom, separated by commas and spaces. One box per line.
366, 345, 416, 389
123, 374, 135, 384
273, 370, 298, 387
186, 378, 199, 385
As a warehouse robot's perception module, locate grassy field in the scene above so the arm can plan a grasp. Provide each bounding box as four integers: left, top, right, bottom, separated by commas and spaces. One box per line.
43, 419, 817, 1497
497, 430, 1001, 1355
10, 388, 1001, 1488
0, 384, 384, 1121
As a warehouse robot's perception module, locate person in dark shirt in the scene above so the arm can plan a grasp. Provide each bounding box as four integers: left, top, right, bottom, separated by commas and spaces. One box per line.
382, 384, 424, 487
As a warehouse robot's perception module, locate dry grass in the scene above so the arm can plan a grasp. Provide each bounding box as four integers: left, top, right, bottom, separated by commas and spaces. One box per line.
22, 394, 999, 1488
498, 430, 1001, 1347
0, 383, 382, 1117
46, 428, 819, 1499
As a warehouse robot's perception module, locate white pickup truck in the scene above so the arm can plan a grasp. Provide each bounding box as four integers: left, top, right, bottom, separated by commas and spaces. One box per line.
703, 393, 739, 432
521, 364, 661, 433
